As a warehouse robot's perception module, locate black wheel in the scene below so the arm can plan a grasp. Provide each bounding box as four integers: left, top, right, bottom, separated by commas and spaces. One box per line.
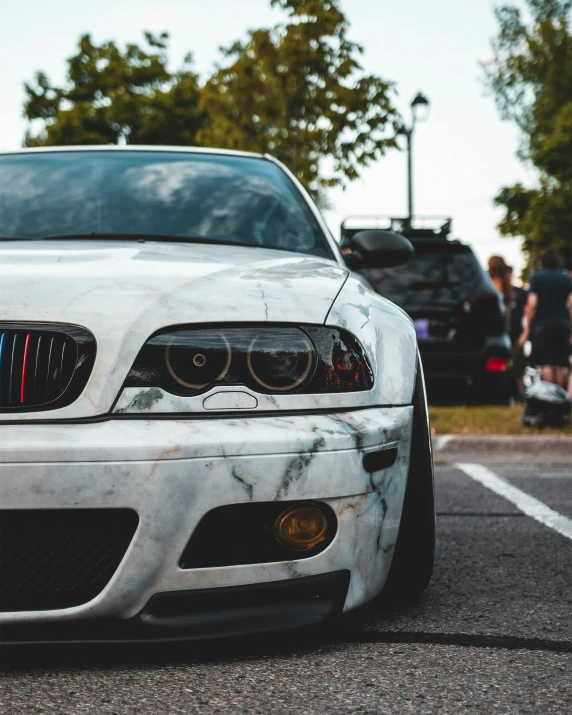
381, 361, 435, 602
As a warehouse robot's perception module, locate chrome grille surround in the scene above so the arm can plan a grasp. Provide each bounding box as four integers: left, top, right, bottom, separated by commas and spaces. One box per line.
0, 323, 96, 413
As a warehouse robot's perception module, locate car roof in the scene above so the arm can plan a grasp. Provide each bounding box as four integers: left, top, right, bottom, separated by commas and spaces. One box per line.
0, 145, 266, 159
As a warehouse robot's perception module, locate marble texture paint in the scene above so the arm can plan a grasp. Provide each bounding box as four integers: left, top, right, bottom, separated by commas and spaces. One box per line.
114, 275, 418, 415
0, 147, 425, 633
0, 406, 413, 623
0, 241, 348, 421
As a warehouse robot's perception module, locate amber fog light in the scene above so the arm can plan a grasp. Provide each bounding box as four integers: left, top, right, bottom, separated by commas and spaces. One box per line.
274, 504, 330, 552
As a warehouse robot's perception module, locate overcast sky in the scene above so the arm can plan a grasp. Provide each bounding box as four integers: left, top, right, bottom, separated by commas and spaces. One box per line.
1, 0, 536, 270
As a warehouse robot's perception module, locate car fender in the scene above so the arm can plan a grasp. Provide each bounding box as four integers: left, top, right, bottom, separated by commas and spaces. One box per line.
326, 275, 418, 406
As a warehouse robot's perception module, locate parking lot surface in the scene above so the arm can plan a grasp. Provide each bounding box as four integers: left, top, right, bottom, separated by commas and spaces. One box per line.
1, 460, 571, 714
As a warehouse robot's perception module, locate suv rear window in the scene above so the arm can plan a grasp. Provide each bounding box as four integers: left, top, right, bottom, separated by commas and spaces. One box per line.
360, 243, 489, 305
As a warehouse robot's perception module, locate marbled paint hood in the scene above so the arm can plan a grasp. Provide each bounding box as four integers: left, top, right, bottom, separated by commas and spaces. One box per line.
0, 239, 348, 419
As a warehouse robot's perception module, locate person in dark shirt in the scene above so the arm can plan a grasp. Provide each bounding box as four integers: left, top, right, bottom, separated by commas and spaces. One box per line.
508, 266, 528, 398
519, 248, 572, 388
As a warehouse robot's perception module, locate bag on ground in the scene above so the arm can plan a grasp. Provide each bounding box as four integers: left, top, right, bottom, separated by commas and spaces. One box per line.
522, 380, 571, 427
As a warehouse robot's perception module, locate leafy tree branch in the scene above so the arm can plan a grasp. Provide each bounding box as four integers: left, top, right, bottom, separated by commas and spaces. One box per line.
23, 0, 399, 203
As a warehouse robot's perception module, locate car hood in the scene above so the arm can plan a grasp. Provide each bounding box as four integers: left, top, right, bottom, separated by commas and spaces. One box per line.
0, 240, 347, 419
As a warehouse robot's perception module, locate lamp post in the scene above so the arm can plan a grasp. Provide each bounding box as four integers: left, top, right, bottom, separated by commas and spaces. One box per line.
398, 92, 430, 227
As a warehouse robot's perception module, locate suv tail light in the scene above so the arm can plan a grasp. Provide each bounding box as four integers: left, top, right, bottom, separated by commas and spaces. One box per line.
486, 357, 510, 373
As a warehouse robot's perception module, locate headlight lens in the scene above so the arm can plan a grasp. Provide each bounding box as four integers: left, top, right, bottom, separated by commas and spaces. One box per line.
165, 331, 231, 389
247, 331, 314, 391
126, 325, 373, 396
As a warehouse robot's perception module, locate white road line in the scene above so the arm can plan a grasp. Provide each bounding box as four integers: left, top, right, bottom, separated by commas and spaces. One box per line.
456, 463, 572, 542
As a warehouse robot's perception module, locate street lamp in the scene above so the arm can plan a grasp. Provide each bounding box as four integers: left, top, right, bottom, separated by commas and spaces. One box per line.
397, 91, 430, 226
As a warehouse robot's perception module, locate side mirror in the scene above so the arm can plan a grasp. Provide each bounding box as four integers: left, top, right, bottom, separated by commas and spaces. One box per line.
343, 230, 414, 269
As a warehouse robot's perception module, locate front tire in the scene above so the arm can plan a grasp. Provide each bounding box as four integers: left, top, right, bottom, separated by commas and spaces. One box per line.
382, 361, 435, 602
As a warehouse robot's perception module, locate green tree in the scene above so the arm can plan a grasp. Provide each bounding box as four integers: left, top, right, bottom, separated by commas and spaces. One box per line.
24, 33, 205, 146
198, 0, 398, 201
483, 0, 572, 266
494, 182, 572, 260
23, 1, 399, 204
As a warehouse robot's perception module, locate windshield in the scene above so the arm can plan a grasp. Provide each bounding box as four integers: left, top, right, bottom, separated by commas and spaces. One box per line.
361, 245, 489, 305
0, 151, 332, 258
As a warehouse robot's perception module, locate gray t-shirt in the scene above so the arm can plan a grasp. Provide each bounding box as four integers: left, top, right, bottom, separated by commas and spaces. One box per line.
529, 269, 572, 329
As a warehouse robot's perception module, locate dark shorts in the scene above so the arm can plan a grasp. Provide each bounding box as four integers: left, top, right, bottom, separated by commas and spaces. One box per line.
530, 325, 570, 367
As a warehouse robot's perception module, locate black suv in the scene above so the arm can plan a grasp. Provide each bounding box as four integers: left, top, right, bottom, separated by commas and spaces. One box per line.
341, 217, 513, 404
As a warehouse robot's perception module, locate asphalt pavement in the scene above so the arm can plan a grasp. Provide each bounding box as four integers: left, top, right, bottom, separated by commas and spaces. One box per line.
1, 457, 571, 714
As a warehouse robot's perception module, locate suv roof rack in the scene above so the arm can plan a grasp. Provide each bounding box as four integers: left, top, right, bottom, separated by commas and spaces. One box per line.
341, 216, 453, 240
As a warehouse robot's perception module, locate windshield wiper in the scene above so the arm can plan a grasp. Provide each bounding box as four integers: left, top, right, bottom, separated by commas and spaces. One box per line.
40, 233, 246, 247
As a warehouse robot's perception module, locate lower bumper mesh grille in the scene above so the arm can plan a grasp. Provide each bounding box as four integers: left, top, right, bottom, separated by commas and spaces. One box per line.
0, 509, 138, 612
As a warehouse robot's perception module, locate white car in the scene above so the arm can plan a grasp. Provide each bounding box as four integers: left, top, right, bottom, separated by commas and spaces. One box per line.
0, 146, 434, 643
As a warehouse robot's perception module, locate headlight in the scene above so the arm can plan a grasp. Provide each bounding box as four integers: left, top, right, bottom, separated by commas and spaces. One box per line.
166, 331, 231, 389
125, 326, 373, 396
246, 331, 314, 391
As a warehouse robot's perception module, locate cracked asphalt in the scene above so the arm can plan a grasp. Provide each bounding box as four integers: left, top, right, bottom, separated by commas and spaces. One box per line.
1, 458, 571, 714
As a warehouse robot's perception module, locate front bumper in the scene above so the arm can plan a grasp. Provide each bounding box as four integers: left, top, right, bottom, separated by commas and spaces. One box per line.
0, 572, 351, 644
0, 406, 413, 637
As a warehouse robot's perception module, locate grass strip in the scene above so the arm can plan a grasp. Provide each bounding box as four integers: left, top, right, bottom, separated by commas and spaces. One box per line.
429, 405, 572, 436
